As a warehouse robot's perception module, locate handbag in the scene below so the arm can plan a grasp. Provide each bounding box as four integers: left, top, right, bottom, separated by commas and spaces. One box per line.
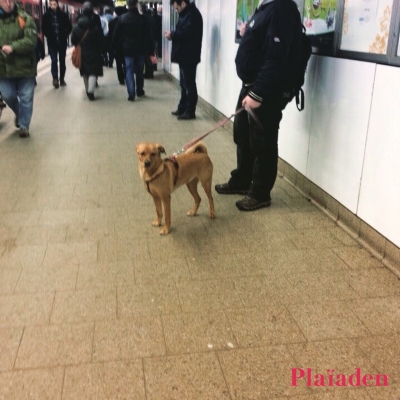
71, 30, 89, 69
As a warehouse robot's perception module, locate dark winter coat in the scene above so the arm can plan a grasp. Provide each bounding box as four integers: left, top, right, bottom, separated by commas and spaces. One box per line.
71, 16, 103, 77
41, 7, 72, 48
235, 0, 301, 103
112, 8, 153, 57
170, 2, 202, 65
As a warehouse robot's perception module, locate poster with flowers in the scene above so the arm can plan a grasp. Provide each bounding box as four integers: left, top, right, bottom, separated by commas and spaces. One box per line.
236, 0, 260, 41
340, 0, 393, 53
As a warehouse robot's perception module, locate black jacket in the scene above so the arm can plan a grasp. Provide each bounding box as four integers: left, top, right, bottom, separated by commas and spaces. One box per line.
170, 2, 203, 65
71, 15, 103, 77
112, 8, 153, 57
41, 7, 72, 48
235, 0, 301, 103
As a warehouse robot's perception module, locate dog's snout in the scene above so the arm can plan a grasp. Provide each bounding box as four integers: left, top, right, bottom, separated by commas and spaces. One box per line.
144, 160, 151, 168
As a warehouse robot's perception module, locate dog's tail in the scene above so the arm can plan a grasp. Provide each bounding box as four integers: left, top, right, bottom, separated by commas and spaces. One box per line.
185, 141, 207, 154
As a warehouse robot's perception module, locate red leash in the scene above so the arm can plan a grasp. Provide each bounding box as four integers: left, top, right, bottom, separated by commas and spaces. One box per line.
171, 106, 261, 157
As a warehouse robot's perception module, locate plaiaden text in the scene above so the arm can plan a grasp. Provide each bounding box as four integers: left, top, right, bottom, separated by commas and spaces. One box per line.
291, 368, 390, 387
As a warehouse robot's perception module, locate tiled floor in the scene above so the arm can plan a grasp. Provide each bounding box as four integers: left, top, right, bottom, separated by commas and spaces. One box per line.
0, 54, 399, 399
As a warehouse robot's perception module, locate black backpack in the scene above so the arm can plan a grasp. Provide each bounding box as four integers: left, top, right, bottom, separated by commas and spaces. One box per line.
275, 0, 312, 111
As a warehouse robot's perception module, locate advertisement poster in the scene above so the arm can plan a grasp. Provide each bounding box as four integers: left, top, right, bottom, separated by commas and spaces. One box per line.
236, 0, 260, 41
340, 0, 393, 54
303, 0, 338, 52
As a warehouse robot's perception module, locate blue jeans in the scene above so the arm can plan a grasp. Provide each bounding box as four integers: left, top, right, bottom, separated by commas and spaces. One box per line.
178, 63, 198, 114
48, 43, 67, 81
0, 77, 35, 130
124, 55, 145, 99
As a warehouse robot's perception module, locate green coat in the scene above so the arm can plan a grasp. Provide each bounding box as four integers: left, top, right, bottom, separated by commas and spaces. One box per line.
0, 6, 37, 78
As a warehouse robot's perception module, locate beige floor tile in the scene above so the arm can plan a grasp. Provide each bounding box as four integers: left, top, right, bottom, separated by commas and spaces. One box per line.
0, 327, 23, 371
15, 323, 93, 369
233, 275, 306, 307
241, 231, 298, 253
14, 263, 78, 294
365, 383, 400, 399
285, 211, 336, 230
0, 244, 46, 269
233, 251, 289, 276
93, 317, 165, 362
0, 267, 21, 295
66, 222, 115, 243
287, 301, 371, 340
63, 360, 146, 400
343, 268, 400, 298
144, 352, 230, 399
0, 293, 54, 328
98, 237, 149, 262
332, 246, 384, 269
117, 281, 181, 317
134, 256, 191, 284
218, 346, 310, 398
77, 261, 135, 289
326, 227, 359, 246
0, 224, 20, 246
162, 310, 237, 355
226, 306, 306, 347
282, 248, 350, 275
177, 279, 244, 312
352, 334, 400, 383
16, 225, 68, 245
0, 367, 64, 400
0, 211, 42, 227
286, 272, 360, 302
349, 296, 400, 335
286, 229, 344, 249
50, 288, 116, 324
42, 242, 98, 267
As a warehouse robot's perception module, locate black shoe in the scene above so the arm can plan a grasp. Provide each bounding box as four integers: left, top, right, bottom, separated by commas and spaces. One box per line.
60, 80, 67, 87
137, 91, 145, 97
178, 112, 196, 120
236, 196, 271, 211
119, 81, 125, 86
15, 117, 19, 128
128, 96, 135, 102
19, 128, 30, 138
86, 92, 95, 101
52, 79, 59, 89
171, 109, 184, 116
215, 182, 249, 195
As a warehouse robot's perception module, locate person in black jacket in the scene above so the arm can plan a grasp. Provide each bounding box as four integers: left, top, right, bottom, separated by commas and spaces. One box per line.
71, 1, 103, 100
215, 0, 302, 211
41, 0, 72, 88
165, 0, 202, 120
112, 0, 153, 101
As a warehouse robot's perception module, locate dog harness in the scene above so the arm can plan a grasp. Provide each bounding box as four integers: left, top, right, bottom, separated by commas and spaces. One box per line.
145, 157, 179, 194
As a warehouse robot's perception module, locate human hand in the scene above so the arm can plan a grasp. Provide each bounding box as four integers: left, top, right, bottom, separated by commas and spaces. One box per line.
239, 22, 247, 37
242, 95, 261, 110
1, 45, 13, 55
164, 30, 171, 40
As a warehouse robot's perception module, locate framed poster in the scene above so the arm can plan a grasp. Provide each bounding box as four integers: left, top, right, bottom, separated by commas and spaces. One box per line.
340, 0, 394, 54
236, 0, 260, 42
303, 0, 338, 53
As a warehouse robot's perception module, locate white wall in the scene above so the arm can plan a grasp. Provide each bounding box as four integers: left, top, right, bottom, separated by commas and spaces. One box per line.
161, 0, 400, 248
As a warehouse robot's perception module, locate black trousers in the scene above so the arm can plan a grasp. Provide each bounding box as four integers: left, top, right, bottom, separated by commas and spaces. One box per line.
228, 86, 288, 201
177, 62, 198, 114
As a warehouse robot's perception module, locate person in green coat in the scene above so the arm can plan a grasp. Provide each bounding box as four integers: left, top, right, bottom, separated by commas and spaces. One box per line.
0, 0, 37, 137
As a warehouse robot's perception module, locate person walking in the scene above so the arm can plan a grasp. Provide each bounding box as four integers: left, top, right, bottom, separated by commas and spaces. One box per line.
214, 0, 303, 211
71, 1, 103, 101
164, 0, 203, 120
0, 0, 37, 138
112, 0, 153, 102
108, 6, 126, 85
41, 0, 72, 88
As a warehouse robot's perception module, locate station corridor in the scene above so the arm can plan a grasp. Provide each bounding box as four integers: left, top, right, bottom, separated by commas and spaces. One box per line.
0, 52, 399, 399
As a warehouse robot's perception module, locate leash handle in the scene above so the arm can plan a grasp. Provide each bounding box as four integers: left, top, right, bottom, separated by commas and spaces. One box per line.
172, 106, 261, 157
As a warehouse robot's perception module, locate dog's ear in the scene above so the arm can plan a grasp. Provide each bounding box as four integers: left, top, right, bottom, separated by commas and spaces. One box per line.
157, 145, 166, 155
135, 144, 142, 154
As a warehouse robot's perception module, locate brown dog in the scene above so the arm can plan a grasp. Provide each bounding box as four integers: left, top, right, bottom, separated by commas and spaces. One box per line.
136, 142, 216, 235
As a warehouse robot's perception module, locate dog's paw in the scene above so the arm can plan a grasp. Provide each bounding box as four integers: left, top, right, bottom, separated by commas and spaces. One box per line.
152, 220, 162, 227
186, 210, 197, 217
159, 227, 169, 235
209, 211, 216, 219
